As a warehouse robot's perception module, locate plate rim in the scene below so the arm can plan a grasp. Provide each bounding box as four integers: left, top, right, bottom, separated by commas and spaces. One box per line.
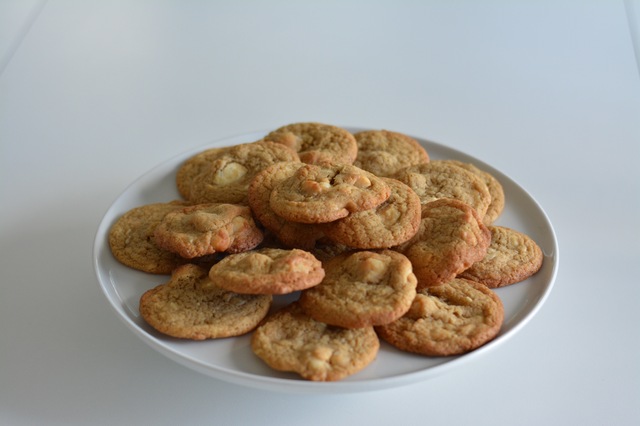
93, 128, 559, 394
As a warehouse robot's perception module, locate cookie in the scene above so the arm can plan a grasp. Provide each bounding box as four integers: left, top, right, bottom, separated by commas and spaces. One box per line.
269, 162, 391, 224
321, 178, 421, 249
262, 122, 358, 165
139, 264, 272, 340
250, 303, 380, 381
108, 201, 191, 274
394, 160, 492, 220
353, 129, 429, 177
153, 203, 263, 258
207, 248, 325, 295
459, 225, 543, 288
398, 198, 491, 288
375, 277, 504, 356
299, 250, 417, 328
176, 140, 299, 205
247, 161, 325, 249
441, 160, 505, 225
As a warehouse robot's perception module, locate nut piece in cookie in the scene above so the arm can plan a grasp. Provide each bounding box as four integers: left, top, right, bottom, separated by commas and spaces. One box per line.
299, 250, 418, 329
139, 264, 272, 340
208, 248, 325, 295
398, 198, 491, 289
459, 225, 543, 288
153, 203, 264, 259
321, 178, 421, 249
250, 303, 380, 381
269, 163, 391, 224
108, 200, 191, 274
353, 129, 429, 177
248, 161, 325, 249
395, 160, 492, 221
375, 278, 504, 356
263, 122, 358, 165
176, 140, 300, 205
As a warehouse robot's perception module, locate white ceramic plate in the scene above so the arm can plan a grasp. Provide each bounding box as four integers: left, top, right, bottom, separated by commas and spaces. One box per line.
93, 129, 559, 394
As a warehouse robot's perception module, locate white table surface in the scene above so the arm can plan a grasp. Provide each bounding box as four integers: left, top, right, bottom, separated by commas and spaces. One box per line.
1, 1, 639, 425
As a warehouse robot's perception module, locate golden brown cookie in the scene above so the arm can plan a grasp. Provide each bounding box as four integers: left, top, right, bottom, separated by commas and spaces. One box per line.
441, 160, 505, 225
207, 248, 325, 295
459, 226, 543, 288
139, 264, 272, 340
394, 160, 492, 220
398, 198, 491, 288
269, 163, 391, 224
108, 201, 191, 274
153, 203, 263, 259
262, 122, 358, 165
353, 129, 429, 177
321, 178, 421, 249
176, 140, 299, 205
298, 250, 417, 328
250, 303, 380, 381
375, 277, 504, 356
247, 161, 325, 249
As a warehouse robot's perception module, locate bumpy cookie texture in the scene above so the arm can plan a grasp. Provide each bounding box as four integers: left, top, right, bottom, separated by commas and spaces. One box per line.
208, 248, 325, 295
250, 303, 380, 381
353, 130, 429, 177
263, 122, 358, 165
459, 226, 543, 288
269, 163, 391, 224
321, 178, 421, 249
108, 201, 190, 274
299, 250, 418, 328
441, 160, 505, 225
398, 198, 491, 288
375, 278, 504, 356
177, 141, 299, 205
153, 203, 263, 258
139, 264, 272, 340
248, 161, 325, 249
395, 160, 491, 220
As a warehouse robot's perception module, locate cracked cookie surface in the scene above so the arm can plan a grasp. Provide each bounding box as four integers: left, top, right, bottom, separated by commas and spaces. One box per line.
459, 225, 543, 288
250, 303, 379, 381
269, 162, 391, 224
139, 264, 272, 340
299, 250, 418, 329
375, 277, 504, 356
208, 248, 325, 295
263, 122, 358, 165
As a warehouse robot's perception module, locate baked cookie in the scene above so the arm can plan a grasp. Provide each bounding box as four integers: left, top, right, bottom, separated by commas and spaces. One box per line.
321, 178, 421, 249
375, 277, 504, 356
398, 198, 491, 288
299, 250, 417, 328
208, 248, 325, 295
139, 264, 272, 340
394, 160, 491, 220
459, 226, 543, 288
176, 140, 299, 205
108, 201, 191, 274
248, 161, 325, 249
441, 160, 505, 225
269, 163, 391, 224
262, 122, 358, 165
250, 303, 380, 381
176, 147, 229, 201
153, 203, 263, 259
353, 129, 429, 177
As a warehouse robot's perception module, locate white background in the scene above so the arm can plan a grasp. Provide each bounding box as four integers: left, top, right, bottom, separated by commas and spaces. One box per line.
1, 1, 639, 425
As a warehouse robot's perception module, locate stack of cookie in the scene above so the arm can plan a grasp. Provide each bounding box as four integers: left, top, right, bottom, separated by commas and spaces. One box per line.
108, 122, 543, 382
